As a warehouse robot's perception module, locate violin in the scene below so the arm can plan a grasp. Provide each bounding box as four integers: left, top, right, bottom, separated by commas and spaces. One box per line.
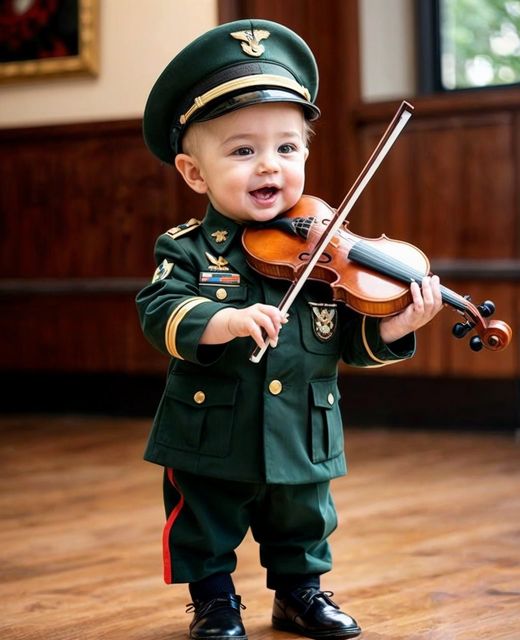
242, 194, 512, 354
241, 101, 511, 363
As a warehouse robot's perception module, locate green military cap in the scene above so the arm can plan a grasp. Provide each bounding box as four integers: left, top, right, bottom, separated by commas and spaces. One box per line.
143, 18, 320, 164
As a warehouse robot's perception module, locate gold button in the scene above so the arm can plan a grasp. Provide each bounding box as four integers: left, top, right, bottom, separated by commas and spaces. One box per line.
193, 391, 206, 404
327, 393, 335, 405
216, 288, 227, 300
269, 380, 283, 395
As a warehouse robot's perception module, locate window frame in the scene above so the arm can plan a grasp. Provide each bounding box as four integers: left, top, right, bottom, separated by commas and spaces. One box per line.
416, 0, 443, 93
416, 0, 520, 94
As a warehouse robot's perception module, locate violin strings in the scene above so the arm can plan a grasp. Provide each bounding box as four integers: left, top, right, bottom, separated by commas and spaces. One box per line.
284, 216, 468, 314
349, 241, 467, 312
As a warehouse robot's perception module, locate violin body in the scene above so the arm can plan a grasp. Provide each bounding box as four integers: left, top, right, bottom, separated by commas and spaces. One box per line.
243, 195, 430, 317
242, 195, 512, 352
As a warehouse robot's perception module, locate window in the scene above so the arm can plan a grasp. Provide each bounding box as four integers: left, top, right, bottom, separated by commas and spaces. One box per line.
417, 0, 520, 92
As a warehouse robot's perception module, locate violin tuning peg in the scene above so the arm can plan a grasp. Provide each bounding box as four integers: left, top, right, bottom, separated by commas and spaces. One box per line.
469, 335, 483, 352
452, 322, 472, 339
477, 300, 495, 318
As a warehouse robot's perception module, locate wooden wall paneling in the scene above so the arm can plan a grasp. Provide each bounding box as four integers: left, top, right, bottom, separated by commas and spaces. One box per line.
0, 121, 206, 374
0, 122, 206, 280
352, 127, 418, 242
356, 113, 516, 260
458, 115, 516, 259
514, 112, 520, 257
413, 122, 467, 258
0, 292, 169, 374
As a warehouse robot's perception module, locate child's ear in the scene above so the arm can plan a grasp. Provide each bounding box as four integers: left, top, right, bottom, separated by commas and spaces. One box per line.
174, 154, 208, 194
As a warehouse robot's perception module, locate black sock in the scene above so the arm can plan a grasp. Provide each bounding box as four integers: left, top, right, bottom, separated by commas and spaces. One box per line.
270, 573, 321, 598
189, 573, 235, 602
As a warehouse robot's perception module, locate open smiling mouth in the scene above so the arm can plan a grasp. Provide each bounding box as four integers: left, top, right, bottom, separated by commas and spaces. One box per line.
249, 186, 280, 201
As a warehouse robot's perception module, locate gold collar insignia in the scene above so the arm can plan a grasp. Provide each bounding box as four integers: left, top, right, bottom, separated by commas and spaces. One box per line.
211, 229, 228, 243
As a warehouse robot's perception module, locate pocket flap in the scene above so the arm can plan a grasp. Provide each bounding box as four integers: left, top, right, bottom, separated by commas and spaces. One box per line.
166, 373, 239, 408
310, 379, 340, 409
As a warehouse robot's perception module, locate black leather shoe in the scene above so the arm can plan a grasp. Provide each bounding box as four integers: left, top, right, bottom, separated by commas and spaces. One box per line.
272, 588, 361, 639
188, 593, 247, 640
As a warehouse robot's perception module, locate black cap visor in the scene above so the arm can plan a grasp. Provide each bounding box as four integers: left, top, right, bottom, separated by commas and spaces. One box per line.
171, 88, 320, 154
194, 88, 320, 123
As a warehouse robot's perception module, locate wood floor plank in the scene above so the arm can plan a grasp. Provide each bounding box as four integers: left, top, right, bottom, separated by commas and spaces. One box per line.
1, 416, 519, 639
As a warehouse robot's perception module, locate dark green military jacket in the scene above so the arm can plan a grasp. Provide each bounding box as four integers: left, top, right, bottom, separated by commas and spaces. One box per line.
136, 204, 415, 484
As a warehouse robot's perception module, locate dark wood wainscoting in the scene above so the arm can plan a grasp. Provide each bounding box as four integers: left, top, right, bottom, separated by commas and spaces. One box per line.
0, 120, 198, 375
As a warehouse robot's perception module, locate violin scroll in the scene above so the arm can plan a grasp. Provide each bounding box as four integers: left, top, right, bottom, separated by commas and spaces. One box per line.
452, 297, 512, 352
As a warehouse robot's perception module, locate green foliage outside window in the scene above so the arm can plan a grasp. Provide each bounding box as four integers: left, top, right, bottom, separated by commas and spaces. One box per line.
440, 0, 520, 88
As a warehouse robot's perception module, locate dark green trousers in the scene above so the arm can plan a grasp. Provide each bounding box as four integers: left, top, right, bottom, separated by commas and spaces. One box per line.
162, 468, 338, 586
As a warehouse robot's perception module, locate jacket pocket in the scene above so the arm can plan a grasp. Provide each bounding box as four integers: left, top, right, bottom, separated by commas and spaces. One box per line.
309, 379, 344, 463
155, 373, 239, 458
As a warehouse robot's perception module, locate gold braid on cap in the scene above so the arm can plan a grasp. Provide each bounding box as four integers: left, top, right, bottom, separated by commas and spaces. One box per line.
179, 74, 311, 125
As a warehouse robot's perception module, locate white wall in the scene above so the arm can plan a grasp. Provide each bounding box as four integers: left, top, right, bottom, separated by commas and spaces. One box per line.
359, 0, 416, 101
0, 0, 217, 128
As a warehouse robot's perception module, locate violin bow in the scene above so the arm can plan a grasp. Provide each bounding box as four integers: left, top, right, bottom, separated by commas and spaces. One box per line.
250, 100, 415, 364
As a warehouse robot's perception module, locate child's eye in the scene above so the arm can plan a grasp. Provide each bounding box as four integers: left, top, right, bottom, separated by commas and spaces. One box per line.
278, 143, 297, 154
232, 146, 254, 156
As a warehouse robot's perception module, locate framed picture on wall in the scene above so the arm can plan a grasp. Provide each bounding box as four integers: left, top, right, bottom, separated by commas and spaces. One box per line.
0, 0, 98, 82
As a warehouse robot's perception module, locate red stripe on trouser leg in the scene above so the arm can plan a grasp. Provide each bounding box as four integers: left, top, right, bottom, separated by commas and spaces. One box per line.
162, 468, 185, 584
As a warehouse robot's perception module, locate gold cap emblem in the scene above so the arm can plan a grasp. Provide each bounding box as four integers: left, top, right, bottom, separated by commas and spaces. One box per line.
230, 29, 270, 57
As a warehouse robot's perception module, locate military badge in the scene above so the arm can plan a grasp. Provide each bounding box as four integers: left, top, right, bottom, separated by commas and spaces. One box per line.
152, 259, 174, 282
230, 29, 270, 57
205, 252, 230, 271
200, 272, 240, 286
211, 230, 228, 243
166, 218, 201, 239
309, 303, 337, 341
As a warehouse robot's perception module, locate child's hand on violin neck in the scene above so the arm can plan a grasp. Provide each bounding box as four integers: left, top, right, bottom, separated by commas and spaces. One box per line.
379, 275, 444, 344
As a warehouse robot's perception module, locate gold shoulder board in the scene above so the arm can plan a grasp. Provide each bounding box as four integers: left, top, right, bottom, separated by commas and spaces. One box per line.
165, 218, 201, 239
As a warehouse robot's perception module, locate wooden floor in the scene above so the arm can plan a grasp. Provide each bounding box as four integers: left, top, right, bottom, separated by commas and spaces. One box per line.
1, 416, 519, 640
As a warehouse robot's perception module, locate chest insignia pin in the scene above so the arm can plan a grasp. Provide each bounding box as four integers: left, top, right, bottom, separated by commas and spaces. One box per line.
205, 252, 230, 271
309, 303, 337, 342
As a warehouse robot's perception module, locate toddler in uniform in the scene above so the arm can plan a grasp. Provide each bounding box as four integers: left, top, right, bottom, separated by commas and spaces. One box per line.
137, 18, 442, 640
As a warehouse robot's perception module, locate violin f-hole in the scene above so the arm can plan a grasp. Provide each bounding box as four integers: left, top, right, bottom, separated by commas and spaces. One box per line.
300, 251, 332, 264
